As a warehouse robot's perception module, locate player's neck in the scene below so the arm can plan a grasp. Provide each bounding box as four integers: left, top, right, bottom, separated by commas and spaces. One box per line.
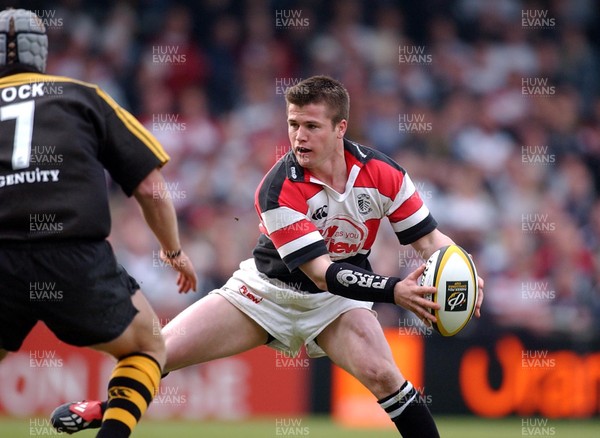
309, 150, 348, 194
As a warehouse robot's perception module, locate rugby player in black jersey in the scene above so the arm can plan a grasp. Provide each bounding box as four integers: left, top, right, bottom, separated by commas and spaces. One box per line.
0, 8, 197, 438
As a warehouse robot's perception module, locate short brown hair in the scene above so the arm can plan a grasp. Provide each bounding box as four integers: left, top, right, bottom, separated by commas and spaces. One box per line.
285, 75, 349, 126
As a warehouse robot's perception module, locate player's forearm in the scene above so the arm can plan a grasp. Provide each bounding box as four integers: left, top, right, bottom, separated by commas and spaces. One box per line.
411, 229, 455, 260
300, 255, 399, 303
133, 170, 181, 254
137, 196, 181, 254
299, 254, 331, 291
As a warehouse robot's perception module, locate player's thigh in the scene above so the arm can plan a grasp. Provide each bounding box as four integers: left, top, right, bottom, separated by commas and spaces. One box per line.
0, 247, 42, 353
316, 308, 404, 398
91, 290, 166, 367
162, 293, 269, 372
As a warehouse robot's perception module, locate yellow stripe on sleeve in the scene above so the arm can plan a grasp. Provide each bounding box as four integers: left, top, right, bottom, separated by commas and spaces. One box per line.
0, 73, 169, 164
94, 87, 170, 163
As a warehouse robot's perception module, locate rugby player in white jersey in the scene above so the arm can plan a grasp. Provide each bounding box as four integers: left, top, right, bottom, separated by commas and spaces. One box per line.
53, 75, 483, 437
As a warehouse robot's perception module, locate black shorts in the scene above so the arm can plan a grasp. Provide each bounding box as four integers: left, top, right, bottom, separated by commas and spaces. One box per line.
0, 240, 139, 351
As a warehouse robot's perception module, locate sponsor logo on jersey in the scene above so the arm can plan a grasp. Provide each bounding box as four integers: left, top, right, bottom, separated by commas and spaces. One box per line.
311, 205, 328, 220
0, 168, 60, 189
357, 193, 372, 215
321, 216, 367, 259
445, 281, 468, 311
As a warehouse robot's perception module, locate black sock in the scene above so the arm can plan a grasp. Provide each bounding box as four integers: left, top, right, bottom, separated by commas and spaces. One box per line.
378, 381, 440, 438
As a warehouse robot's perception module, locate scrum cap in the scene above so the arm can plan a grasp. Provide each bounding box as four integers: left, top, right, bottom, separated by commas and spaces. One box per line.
0, 8, 47, 72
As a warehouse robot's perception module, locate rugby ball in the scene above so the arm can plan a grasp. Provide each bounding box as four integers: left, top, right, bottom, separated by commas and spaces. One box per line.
420, 245, 478, 337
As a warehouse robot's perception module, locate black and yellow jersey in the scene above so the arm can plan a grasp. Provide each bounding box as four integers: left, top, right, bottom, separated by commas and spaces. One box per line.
0, 71, 169, 241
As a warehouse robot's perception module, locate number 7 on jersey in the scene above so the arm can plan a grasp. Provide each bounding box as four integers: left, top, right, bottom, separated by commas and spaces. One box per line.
1, 100, 35, 170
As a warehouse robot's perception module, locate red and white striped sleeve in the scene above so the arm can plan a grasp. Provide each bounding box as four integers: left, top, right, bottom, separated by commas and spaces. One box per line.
255, 162, 328, 271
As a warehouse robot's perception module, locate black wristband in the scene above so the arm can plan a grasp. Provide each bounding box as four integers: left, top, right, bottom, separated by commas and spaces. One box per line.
325, 262, 400, 303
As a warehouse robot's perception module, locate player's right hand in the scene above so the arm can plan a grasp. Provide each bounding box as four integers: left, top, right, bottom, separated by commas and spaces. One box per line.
160, 250, 198, 293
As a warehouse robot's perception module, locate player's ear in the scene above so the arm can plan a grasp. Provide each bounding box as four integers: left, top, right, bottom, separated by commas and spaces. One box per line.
336, 119, 347, 138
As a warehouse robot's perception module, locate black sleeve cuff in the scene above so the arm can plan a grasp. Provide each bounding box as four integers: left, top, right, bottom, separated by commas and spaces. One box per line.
395, 213, 438, 245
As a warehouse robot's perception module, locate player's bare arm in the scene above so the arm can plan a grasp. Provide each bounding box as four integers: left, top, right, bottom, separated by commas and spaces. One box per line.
410, 229, 484, 318
133, 168, 198, 293
409, 228, 455, 259
298, 253, 332, 291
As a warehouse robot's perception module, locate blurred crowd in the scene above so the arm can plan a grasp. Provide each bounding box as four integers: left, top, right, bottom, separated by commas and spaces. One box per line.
28, 0, 600, 339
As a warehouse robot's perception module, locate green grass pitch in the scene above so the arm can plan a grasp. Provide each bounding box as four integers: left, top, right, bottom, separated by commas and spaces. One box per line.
2, 415, 599, 437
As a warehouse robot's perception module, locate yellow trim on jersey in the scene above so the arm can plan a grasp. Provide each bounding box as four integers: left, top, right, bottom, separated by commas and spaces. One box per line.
94, 87, 169, 163
0, 73, 169, 164
0, 72, 94, 90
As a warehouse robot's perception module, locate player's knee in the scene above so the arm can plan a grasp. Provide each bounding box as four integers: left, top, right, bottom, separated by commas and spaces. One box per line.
146, 333, 166, 370
355, 359, 400, 394
130, 324, 166, 370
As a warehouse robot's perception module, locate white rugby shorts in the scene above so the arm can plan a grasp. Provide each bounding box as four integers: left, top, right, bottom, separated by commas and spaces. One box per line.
210, 258, 375, 358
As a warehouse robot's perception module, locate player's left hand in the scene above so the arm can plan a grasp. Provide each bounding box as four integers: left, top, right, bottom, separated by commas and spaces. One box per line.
160, 250, 198, 293
393, 263, 440, 324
